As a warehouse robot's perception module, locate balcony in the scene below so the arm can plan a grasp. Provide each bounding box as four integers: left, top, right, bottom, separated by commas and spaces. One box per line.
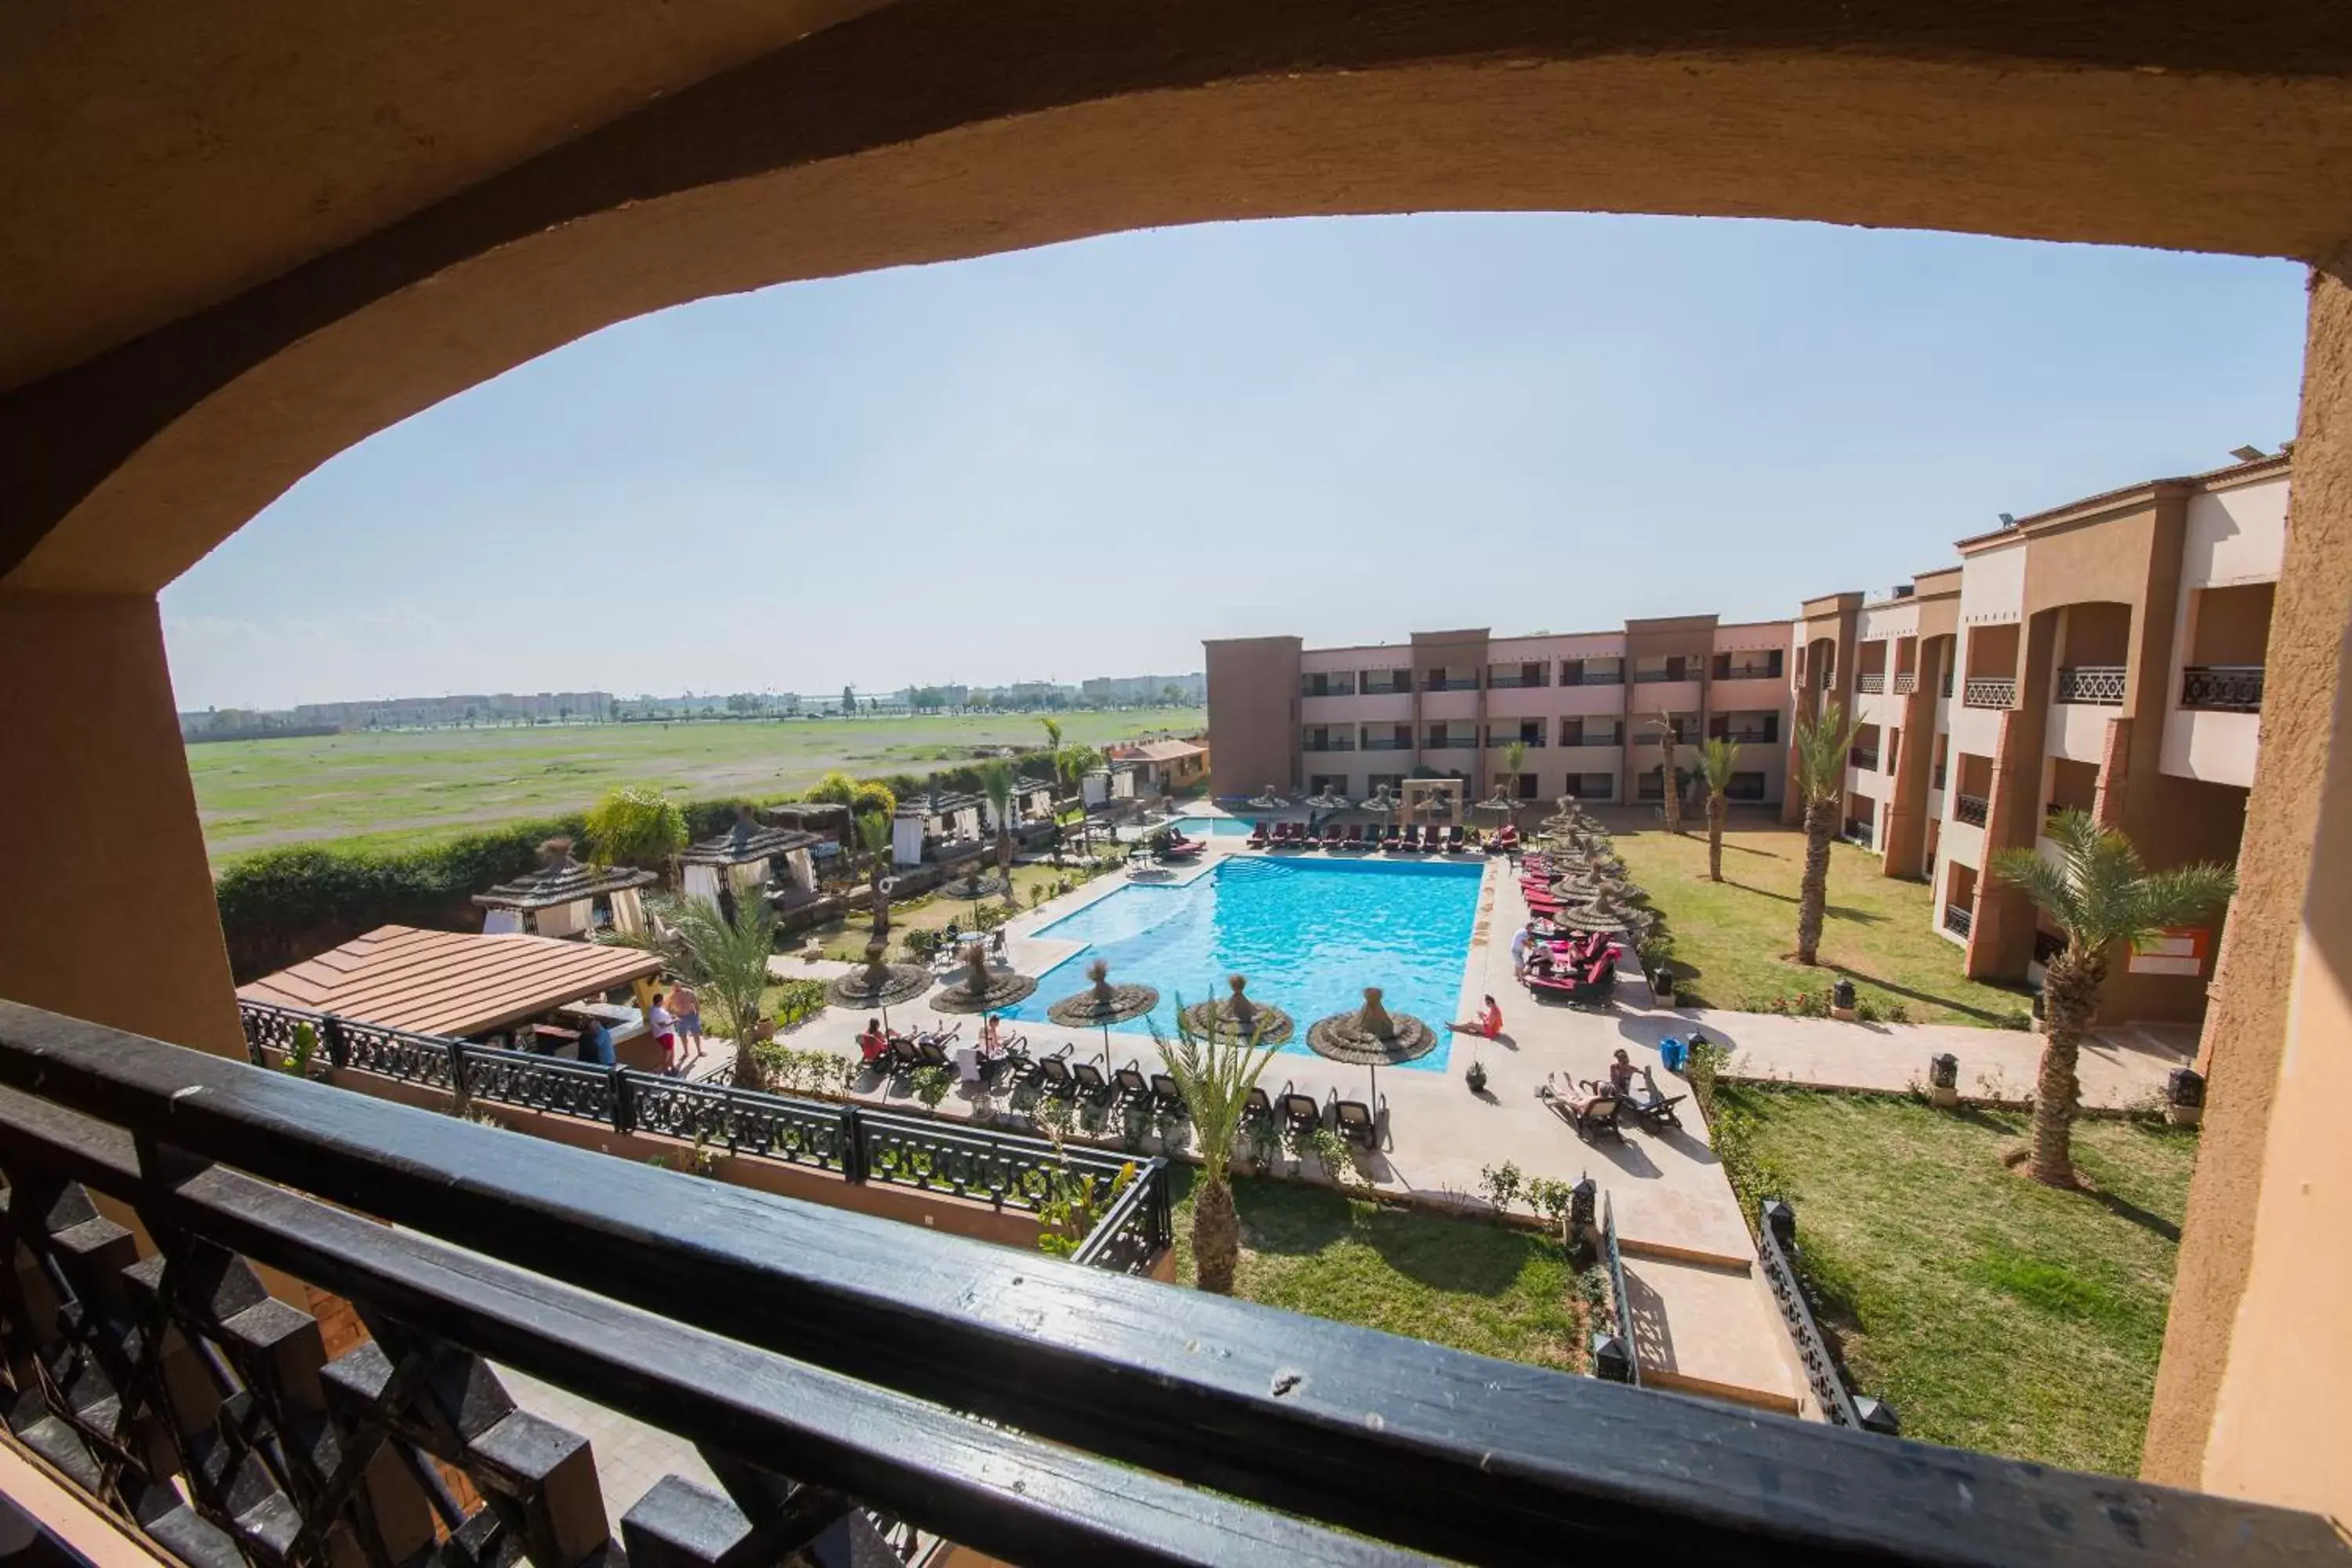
1716, 728, 1777, 746
1632, 668, 1689, 685
2056, 665, 2126, 705
1490, 734, 1548, 748
1299, 679, 1355, 699
1424, 734, 1479, 751
1955, 793, 1990, 827
1423, 676, 1479, 691
1486, 672, 1549, 689
1849, 747, 1880, 771
1301, 737, 1356, 752
11, 1001, 2321, 1567
1818, 667, 1837, 691
1560, 668, 1624, 687
1359, 735, 1410, 751
2182, 664, 2265, 713
1716, 663, 1780, 682
1359, 678, 1410, 696
1855, 673, 1886, 695
1962, 677, 2016, 709
1944, 902, 1974, 937
1891, 672, 1918, 695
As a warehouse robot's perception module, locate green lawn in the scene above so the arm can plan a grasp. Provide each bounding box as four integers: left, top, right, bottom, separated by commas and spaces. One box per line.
1167, 1170, 1589, 1372
187, 708, 1200, 863
793, 859, 1119, 963
1609, 818, 2034, 1026
1710, 1085, 2195, 1474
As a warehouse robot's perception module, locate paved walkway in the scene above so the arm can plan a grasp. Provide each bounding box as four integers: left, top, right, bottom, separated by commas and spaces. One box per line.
1695, 1010, 2191, 1109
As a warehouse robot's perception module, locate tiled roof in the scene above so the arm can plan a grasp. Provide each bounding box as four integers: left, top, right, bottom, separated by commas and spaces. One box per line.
472, 858, 655, 910
677, 825, 823, 866
1114, 739, 1207, 762
238, 925, 662, 1038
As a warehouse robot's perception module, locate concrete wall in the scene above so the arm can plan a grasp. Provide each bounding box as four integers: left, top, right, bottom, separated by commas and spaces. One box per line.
1203, 636, 1301, 795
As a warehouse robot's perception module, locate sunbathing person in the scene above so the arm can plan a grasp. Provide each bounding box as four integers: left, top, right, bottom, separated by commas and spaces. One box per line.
1605, 1048, 1638, 1096
1448, 995, 1504, 1037
858, 1018, 890, 1065
1541, 1071, 1617, 1116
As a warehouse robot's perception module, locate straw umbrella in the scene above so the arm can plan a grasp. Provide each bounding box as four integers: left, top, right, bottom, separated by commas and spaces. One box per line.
1305, 986, 1438, 1117
1047, 958, 1160, 1058
927, 941, 1039, 1014
826, 941, 935, 1030
1179, 974, 1296, 1045
1246, 785, 1293, 811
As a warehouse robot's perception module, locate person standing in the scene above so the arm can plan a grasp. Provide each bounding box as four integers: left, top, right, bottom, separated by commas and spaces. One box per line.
1509, 922, 1535, 980
647, 991, 679, 1075
580, 1013, 615, 1066
670, 980, 704, 1066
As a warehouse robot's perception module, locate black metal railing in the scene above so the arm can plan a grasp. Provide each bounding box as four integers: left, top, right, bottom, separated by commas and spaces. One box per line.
1932, 764, 1947, 790
1299, 680, 1356, 699
1359, 677, 1410, 696
1759, 1201, 1895, 1435
238, 1000, 1150, 1231
1485, 673, 1549, 688
1598, 1192, 1639, 1388
1962, 676, 2016, 709
1716, 664, 1780, 682
1855, 673, 1886, 694
1818, 667, 1837, 691
1631, 669, 1687, 684
2034, 929, 2067, 967
1891, 672, 1918, 695
1422, 677, 1479, 691
1359, 736, 1410, 750
1301, 737, 1356, 752
1954, 793, 1991, 828
1487, 734, 1548, 749
1945, 902, 1975, 937
1423, 734, 1477, 751
2056, 665, 2126, 705
1715, 727, 1777, 745
1849, 746, 1880, 771
1068, 1159, 1175, 1276
1559, 668, 1624, 687
11, 1003, 2333, 1563
2181, 664, 2265, 713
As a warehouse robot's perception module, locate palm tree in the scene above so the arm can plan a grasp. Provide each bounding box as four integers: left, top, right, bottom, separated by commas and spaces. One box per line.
1791, 699, 1860, 965
978, 758, 1019, 909
665, 895, 781, 1087
583, 784, 688, 869
1989, 811, 2234, 1186
1652, 712, 1684, 835
1698, 737, 1742, 882
1494, 738, 1528, 801
855, 810, 895, 945
1153, 999, 1279, 1295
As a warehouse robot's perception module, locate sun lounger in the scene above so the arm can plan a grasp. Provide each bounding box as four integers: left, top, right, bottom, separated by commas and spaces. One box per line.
1149, 1073, 1190, 1118
1380, 823, 1403, 851
1009, 1040, 1073, 1087
1446, 825, 1467, 852
1071, 1059, 1115, 1104
1338, 824, 1364, 850
1276, 1086, 1323, 1139
1033, 1055, 1080, 1098
1328, 1090, 1385, 1150
1242, 1085, 1275, 1128
1625, 1091, 1686, 1133
916, 1037, 955, 1071
1396, 824, 1421, 852
1247, 820, 1271, 848
1112, 1062, 1151, 1106
1555, 1091, 1625, 1142
1321, 822, 1346, 849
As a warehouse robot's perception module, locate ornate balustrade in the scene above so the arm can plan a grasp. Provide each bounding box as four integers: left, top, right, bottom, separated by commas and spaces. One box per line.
239, 1000, 1141, 1225
2056, 665, 2126, 705
1891, 672, 1918, 695
1954, 793, 1991, 828
1759, 1200, 1896, 1434
1855, 673, 1886, 694
2181, 664, 2265, 713
1945, 902, 1976, 937
1596, 1193, 1639, 1388
1849, 746, 1880, 771
2, 1002, 2345, 1566
1962, 676, 2016, 709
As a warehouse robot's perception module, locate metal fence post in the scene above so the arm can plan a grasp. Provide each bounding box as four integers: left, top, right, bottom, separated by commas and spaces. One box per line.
321, 1014, 350, 1070
611, 1067, 634, 1135
842, 1104, 866, 1182
448, 1039, 469, 1100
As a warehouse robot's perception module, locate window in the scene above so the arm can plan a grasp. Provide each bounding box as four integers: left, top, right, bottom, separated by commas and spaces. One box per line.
1300, 673, 1356, 699
1637, 772, 1664, 800
1711, 648, 1785, 681
1577, 772, 1615, 800
1727, 771, 1766, 801
1515, 772, 1540, 800
1360, 669, 1409, 695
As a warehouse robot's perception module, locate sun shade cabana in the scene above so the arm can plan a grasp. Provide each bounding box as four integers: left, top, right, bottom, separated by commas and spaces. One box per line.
237, 924, 662, 1040
473, 857, 655, 938
679, 823, 823, 906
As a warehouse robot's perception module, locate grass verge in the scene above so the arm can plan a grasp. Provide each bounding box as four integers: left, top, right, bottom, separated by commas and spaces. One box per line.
1608, 817, 2034, 1026
1701, 1081, 2195, 1474
1167, 1167, 1590, 1372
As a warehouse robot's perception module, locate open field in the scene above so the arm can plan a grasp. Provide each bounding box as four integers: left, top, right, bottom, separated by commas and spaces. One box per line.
1607, 816, 2035, 1027
188, 709, 1201, 862
1709, 1085, 2194, 1475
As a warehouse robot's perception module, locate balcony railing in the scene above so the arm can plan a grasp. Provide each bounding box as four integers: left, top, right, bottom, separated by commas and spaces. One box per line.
1955, 793, 1990, 828
1631, 669, 1687, 684
1489, 734, 1548, 748
1596, 1193, 1639, 1388
1759, 1201, 1894, 1432
239, 1001, 1156, 1235
1842, 820, 1875, 849
1299, 681, 1356, 699
1945, 902, 1974, 936
1942, 670, 1954, 698
1486, 673, 1550, 688
1891, 672, 1918, 695
1563, 732, 1624, 749
2056, 665, 2126, 705
1962, 676, 2016, 709
2181, 664, 2266, 713
14, 1004, 2334, 1563
1855, 673, 1886, 694
1423, 677, 1479, 691
1560, 668, 1624, 686
1818, 667, 1837, 691
1424, 734, 1479, 750
1715, 728, 1777, 745
1359, 677, 1410, 695
1359, 735, 1410, 750
1717, 664, 1780, 682
1849, 747, 1880, 771
1301, 737, 1356, 752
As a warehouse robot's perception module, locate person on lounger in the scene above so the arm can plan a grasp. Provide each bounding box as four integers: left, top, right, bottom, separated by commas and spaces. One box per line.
1542, 1071, 1617, 1117
1606, 1048, 1638, 1096
1449, 996, 1504, 1037
858, 1018, 890, 1065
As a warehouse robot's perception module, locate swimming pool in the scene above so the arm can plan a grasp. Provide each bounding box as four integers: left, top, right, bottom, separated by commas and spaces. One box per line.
1171, 815, 1259, 838
1006, 857, 1483, 1069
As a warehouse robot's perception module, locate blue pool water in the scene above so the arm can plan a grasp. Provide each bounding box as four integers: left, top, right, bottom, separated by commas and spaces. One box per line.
1171, 815, 1258, 838
1005, 857, 1483, 1069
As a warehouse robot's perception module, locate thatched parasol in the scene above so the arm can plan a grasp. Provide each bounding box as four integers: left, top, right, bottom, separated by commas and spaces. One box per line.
1305, 986, 1438, 1109
1047, 959, 1161, 1054
1178, 974, 1296, 1046
927, 941, 1039, 1015
826, 941, 935, 1027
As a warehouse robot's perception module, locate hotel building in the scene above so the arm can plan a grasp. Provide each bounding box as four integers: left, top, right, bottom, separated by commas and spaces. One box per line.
1798, 448, 2288, 1024
1203, 615, 1797, 811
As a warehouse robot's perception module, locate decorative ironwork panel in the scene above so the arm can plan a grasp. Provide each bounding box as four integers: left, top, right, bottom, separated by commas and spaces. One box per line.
1890, 672, 1918, 695
238, 1001, 307, 1069
456, 1044, 617, 1124
1601, 1195, 1639, 1389
2181, 664, 2265, 713
1962, 676, 2016, 709
1757, 1202, 1887, 1432
328, 1019, 454, 1090
1849, 748, 1879, 771
860, 1111, 1128, 1215
1944, 902, 1974, 938
2055, 665, 2126, 705
1070, 1161, 1172, 1275
1954, 793, 1990, 828
1855, 673, 1886, 694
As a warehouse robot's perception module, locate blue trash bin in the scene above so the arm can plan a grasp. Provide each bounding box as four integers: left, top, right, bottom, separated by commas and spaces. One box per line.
1659, 1037, 1688, 1074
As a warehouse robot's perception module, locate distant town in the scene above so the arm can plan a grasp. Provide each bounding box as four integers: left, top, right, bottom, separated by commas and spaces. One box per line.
179, 670, 1205, 742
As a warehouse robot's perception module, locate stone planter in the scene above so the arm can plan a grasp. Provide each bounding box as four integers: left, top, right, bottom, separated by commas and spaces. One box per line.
1831, 1004, 1857, 1022
1928, 1051, 1960, 1109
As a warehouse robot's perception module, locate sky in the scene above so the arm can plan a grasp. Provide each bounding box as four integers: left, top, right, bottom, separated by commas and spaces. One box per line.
159, 213, 2309, 711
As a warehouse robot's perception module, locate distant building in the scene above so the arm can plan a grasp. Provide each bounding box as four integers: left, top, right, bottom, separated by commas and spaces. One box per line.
1082, 672, 1205, 706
